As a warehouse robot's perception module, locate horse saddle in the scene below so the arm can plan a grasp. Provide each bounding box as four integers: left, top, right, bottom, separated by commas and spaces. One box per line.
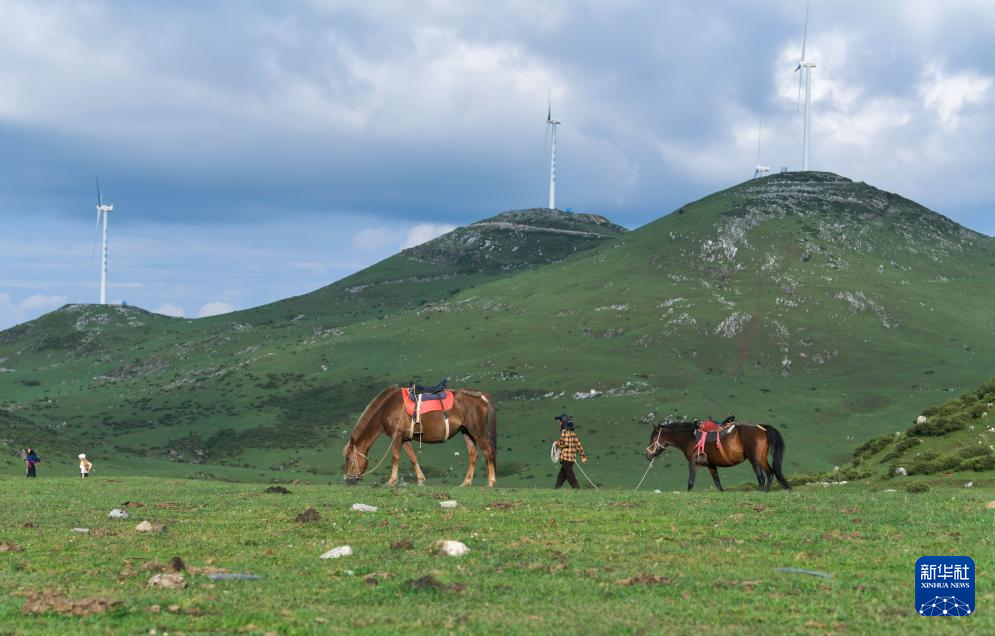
408, 379, 449, 401
694, 417, 735, 442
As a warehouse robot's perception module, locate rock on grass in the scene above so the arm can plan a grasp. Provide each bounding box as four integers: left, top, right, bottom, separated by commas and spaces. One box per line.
351, 503, 377, 512
320, 546, 352, 559
135, 521, 166, 533
147, 573, 186, 589
433, 540, 469, 557
295, 508, 321, 523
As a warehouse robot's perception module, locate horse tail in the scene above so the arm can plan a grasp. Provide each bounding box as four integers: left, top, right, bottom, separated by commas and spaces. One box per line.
485, 395, 497, 457
765, 425, 791, 490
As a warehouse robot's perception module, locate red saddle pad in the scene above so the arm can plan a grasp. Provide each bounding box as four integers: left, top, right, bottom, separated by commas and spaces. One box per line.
401, 389, 454, 416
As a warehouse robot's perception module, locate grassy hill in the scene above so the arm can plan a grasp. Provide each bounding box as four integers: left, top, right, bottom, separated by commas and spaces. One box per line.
830, 376, 995, 484
1, 173, 994, 489
0, 477, 990, 634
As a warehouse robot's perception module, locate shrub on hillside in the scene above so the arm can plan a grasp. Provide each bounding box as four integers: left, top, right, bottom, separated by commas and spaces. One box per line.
880, 437, 922, 463
906, 482, 929, 493
962, 454, 995, 472
853, 434, 893, 459
909, 416, 965, 437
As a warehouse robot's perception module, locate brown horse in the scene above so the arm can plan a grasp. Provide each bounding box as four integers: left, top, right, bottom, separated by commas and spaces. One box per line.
343, 386, 497, 487
644, 421, 791, 492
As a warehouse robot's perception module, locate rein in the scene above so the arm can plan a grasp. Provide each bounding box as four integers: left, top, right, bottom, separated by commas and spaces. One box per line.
345, 430, 399, 482
632, 431, 668, 492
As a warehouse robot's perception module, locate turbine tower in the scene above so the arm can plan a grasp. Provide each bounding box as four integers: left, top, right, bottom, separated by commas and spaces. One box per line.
546, 97, 561, 210
95, 179, 113, 305
753, 120, 770, 179
794, 3, 815, 171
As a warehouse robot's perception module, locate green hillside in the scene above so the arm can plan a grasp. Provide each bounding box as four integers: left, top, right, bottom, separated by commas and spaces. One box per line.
2, 173, 994, 490
834, 376, 995, 483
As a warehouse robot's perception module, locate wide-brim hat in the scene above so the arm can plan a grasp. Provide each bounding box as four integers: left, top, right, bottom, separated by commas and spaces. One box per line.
79, 454, 86, 459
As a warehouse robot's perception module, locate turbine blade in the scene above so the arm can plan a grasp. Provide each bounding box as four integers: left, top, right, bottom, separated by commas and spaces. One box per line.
96, 177, 102, 206
547, 89, 551, 122
801, 2, 809, 60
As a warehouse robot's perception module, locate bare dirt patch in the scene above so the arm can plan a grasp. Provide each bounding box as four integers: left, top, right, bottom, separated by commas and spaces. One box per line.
408, 575, 465, 593
295, 508, 321, 523
20, 590, 121, 616
617, 573, 670, 586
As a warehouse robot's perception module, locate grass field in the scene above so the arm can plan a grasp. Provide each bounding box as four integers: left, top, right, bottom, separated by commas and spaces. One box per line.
0, 477, 990, 634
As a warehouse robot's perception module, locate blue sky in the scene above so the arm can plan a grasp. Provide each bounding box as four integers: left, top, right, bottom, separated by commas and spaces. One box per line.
1, 0, 993, 328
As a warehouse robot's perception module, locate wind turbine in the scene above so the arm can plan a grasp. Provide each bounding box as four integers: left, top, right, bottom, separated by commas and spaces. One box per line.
546, 96, 561, 210
795, 3, 816, 171
753, 120, 770, 178
94, 179, 113, 305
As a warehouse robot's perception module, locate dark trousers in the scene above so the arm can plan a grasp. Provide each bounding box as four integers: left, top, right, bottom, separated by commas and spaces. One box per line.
555, 460, 579, 489
26, 465, 36, 478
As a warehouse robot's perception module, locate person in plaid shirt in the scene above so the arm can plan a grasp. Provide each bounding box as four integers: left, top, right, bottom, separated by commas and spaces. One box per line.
553, 414, 587, 489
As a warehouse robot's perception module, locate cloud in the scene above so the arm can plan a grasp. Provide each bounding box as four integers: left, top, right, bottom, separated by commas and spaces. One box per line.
0, 293, 67, 330
919, 62, 992, 129
3, 0, 995, 329
153, 302, 186, 318
352, 228, 394, 251
197, 301, 235, 318
401, 223, 457, 249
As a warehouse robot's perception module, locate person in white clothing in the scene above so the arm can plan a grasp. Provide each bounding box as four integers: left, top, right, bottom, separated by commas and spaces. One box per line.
78, 453, 93, 478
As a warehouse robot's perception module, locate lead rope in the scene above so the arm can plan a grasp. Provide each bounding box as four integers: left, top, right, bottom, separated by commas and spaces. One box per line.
360, 429, 400, 478
632, 457, 656, 492
574, 461, 600, 490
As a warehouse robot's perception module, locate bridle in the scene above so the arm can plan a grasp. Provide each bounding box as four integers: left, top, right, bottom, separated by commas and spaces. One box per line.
344, 442, 369, 482
646, 429, 668, 457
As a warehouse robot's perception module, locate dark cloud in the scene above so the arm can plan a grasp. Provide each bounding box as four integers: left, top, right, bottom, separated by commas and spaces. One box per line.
1, 1, 993, 327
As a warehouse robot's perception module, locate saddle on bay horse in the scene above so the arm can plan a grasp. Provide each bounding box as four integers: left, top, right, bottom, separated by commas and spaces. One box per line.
402, 379, 454, 440
693, 416, 737, 462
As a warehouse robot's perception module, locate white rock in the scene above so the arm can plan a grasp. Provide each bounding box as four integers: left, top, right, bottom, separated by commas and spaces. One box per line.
135, 520, 165, 533
894, 467, 907, 476
71, 528, 90, 534
437, 540, 469, 557
108, 509, 129, 519
351, 503, 377, 513
916, 415, 927, 424
965, 482, 974, 488
439, 500, 458, 509
883, 489, 898, 492
653, 489, 662, 494
147, 573, 185, 589
320, 545, 353, 559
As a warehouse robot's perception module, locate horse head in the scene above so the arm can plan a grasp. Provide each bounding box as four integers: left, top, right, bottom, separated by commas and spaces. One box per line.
646, 424, 669, 461
343, 440, 369, 486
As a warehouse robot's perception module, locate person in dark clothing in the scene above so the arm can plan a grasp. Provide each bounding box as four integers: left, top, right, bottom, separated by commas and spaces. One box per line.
23, 448, 41, 478
553, 414, 587, 489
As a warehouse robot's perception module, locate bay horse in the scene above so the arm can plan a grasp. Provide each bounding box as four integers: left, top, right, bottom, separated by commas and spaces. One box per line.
645, 421, 791, 492
343, 386, 497, 487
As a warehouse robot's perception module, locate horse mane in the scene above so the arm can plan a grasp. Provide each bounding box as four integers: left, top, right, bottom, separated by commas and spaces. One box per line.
657, 421, 697, 431
342, 385, 399, 457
